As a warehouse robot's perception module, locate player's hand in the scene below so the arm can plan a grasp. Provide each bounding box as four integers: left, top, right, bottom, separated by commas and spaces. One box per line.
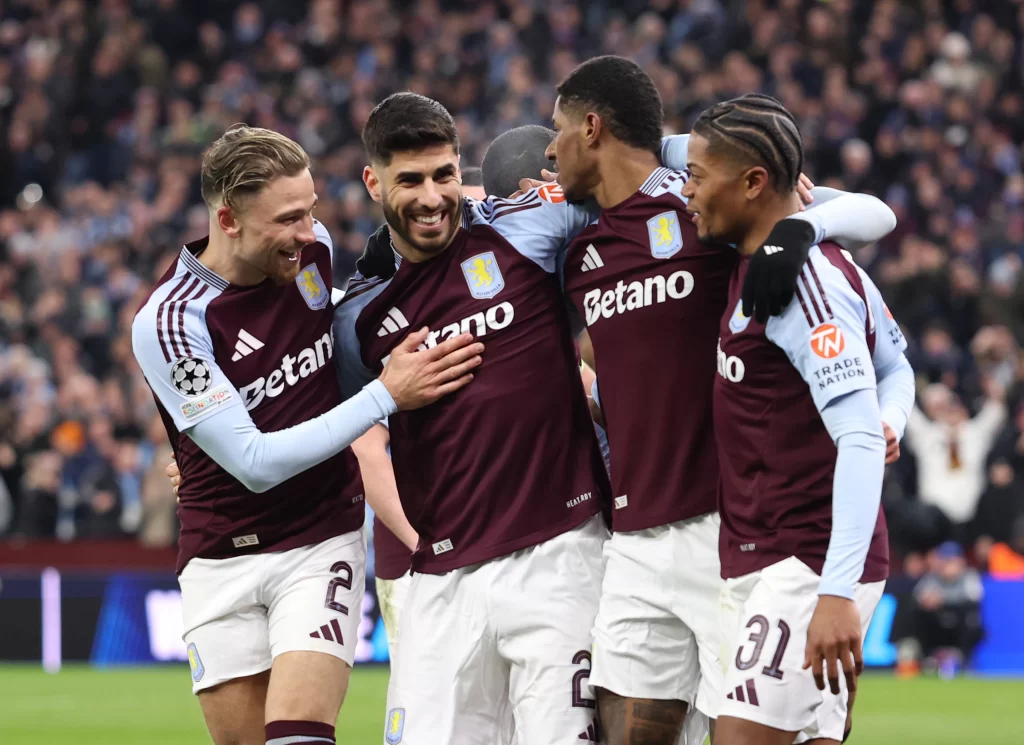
883, 422, 900, 464
803, 594, 863, 695
165, 459, 181, 502
742, 218, 815, 323
797, 173, 815, 209
379, 328, 484, 410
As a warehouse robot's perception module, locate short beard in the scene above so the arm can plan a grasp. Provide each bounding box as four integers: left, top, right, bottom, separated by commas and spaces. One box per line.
381, 198, 458, 256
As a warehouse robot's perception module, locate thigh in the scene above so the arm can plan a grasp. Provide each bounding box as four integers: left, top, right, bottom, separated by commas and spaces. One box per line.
671, 513, 725, 720
385, 570, 509, 745
180, 556, 272, 695
591, 527, 699, 703
266, 531, 367, 667
197, 670, 271, 745
500, 518, 606, 745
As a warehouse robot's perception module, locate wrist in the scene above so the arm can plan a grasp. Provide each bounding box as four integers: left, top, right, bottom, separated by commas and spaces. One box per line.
366, 379, 398, 418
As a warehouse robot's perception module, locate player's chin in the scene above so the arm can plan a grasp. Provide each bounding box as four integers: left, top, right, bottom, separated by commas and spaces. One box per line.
268, 257, 302, 285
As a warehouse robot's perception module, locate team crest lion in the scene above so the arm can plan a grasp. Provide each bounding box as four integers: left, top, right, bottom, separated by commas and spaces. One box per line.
647, 210, 683, 259
296, 263, 329, 310
461, 252, 505, 299
385, 708, 405, 744
729, 299, 751, 333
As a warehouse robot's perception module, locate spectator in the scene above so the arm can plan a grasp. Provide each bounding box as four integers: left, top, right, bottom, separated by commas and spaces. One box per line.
904, 381, 1006, 543
908, 542, 985, 677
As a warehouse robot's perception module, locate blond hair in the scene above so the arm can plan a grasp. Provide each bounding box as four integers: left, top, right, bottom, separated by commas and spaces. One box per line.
200, 124, 310, 210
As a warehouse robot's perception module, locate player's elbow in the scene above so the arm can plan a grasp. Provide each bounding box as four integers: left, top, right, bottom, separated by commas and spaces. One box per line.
838, 427, 886, 455
861, 194, 897, 237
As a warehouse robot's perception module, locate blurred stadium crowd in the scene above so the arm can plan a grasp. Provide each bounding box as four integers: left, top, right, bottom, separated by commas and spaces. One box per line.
2, 0, 1024, 587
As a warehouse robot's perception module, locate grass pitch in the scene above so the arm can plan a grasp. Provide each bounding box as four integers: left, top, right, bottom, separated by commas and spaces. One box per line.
0, 664, 1021, 744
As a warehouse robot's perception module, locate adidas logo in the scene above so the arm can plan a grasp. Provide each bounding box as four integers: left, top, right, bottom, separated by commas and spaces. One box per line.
377, 307, 410, 337
309, 618, 346, 646
726, 678, 760, 706
231, 329, 265, 361
578, 719, 599, 741
764, 245, 784, 255
580, 244, 604, 272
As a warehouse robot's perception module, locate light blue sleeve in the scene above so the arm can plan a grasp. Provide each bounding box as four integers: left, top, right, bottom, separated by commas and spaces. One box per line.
876, 355, 914, 442
791, 188, 896, 251
132, 290, 243, 432
469, 188, 598, 273
660, 135, 690, 170
189, 383, 395, 493
764, 250, 877, 412
818, 389, 886, 599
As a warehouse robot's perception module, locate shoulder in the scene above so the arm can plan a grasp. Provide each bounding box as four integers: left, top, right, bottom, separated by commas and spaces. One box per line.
643, 167, 690, 201
313, 219, 333, 251
335, 275, 393, 328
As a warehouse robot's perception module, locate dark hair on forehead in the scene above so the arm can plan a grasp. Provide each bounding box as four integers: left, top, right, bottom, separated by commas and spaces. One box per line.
362, 92, 459, 165
481, 125, 555, 198
692, 93, 804, 193
555, 55, 663, 155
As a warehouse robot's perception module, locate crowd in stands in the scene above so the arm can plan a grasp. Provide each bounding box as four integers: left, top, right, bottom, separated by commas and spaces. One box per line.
2, 0, 1024, 604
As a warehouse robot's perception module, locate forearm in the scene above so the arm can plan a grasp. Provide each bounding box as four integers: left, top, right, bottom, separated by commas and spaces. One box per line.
877, 354, 915, 441
794, 188, 897, 250
353, 430, 418, 551
819, 390, 886, 599
190, 381, 396, 493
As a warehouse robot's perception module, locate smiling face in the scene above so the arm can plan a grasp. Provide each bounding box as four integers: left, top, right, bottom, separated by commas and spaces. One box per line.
680, 133, 765, 246
546, 96, 600, 203
363, 144, 463, 259
217, 169, 318, 284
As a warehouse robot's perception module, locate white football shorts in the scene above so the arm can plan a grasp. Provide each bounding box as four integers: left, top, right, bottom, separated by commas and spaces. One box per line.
590, 511, 724, 719
718, 556, 885, 742
376, 571, 412, 661
383, 515, 607, 745
179, 529, 366, 694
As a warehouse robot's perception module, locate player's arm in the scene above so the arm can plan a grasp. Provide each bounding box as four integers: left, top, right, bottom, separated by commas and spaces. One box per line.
472, 188, 598, 272
350, 423, 418, 551
766, 259, 886, 601
796, 187, 897, 251
132, 313, 480, 494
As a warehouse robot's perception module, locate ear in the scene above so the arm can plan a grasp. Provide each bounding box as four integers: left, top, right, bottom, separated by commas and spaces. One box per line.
216, 205, 241, 239
742, 166, 770, 201
363, 165, 383, 204
583, 112, 603, 148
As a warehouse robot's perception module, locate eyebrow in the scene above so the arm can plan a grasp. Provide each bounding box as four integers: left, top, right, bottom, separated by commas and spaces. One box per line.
395, 164, 458, 183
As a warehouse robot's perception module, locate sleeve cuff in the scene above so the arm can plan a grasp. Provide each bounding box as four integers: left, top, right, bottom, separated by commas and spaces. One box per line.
817, 579, 856, 600
364, 379, 398, 418
789, 211, 825, 245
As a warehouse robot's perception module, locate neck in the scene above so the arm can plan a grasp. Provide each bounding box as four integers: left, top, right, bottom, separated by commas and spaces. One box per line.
592, 144, 661, 209
201, 225, 266, 286
739, 191, 803, 256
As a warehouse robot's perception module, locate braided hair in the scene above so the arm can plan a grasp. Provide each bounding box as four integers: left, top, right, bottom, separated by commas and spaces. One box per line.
692, 94, 803, 193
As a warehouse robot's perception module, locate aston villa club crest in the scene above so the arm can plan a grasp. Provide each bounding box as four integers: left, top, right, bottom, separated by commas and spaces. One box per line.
729, 299, 751, 333
461, 252, 505, 299
296, 263, 329, 310
646, 210, 683, 259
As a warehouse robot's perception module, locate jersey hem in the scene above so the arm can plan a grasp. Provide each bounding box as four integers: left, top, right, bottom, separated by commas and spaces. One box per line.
410, 505, 601, 575
612, 504, 717, 533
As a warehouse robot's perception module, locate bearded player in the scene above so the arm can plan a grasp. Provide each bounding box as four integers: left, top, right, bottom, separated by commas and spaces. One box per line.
131, 125, 483, 745
684, 94, 914, 745
538, 57, 901, 745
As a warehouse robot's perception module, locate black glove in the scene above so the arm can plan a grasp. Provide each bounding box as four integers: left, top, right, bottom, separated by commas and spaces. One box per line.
741, 218, 815, 323
354, 223, 397, 281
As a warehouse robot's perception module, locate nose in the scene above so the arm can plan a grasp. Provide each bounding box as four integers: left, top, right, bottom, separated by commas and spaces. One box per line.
296, 214, 316, 245
681, 179, 696, 201
418, 180, 444, 210
544, 141, 556, 162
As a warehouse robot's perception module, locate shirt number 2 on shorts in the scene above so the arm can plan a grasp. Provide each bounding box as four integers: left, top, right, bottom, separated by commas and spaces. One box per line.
735, 615, 790, 680
324, 561, 353, 615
